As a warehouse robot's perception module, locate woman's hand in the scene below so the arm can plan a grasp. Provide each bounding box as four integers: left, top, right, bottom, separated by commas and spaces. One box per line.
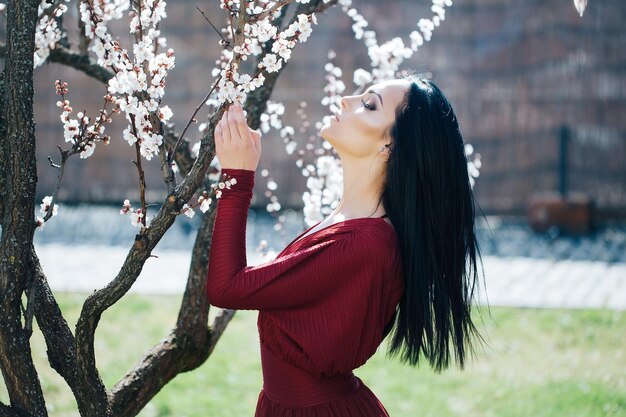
214, 102, 262, 171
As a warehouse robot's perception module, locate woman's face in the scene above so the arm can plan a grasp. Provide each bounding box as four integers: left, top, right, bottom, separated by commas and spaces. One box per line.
320, 79, 409, 160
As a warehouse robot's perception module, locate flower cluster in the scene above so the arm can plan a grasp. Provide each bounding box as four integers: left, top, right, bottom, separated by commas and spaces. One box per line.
178, 173, 238, 219
302, 155, 343, 226
337, 0, 452, 83
260, 101, 285, 133
119, 199, 145, 227
321, 54, 346, 123
464, 143, 482, 188
36, 196, 59, 229
211, 12, 318, 106
33, 0, 70, 67
259, 169, 281, 213
80, 0, 175, 161
55, 80, 115, 159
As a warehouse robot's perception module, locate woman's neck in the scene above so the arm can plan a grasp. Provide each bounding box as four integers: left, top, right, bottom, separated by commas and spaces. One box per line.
331, 156, 386, 220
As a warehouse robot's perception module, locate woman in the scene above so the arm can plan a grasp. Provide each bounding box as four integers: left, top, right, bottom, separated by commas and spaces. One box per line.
207, 74, 485, 416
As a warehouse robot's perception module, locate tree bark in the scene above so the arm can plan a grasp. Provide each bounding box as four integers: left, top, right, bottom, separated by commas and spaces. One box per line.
29, 246, 108, 416
0, 70, 5, 227
0, 0, 49, 415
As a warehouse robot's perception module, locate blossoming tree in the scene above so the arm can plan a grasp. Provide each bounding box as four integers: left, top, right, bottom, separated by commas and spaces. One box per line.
0, 0, 488, 415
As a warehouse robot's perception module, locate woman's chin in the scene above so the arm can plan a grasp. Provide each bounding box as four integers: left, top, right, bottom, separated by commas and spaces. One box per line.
319, 125, 332, 142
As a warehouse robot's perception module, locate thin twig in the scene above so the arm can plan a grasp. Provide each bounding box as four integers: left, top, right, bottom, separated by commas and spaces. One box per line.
195, 4, 229, 46
47, 155, 60, 169
171, 74, 223, 161
43, 146, 68, 222
129, 114, 148, 227
228, 12, 236, 44
248, 0, 295, 23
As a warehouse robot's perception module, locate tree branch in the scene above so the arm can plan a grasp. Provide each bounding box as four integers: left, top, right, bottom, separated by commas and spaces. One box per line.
0, 402, 19, 417
109, 175, 235, 415
249, 0, 295, 23
48, 46, 115, 84
28, 246, 105, 416
0, 66, 6, 227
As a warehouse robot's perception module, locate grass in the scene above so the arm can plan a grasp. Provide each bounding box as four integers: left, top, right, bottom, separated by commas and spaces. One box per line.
1, 293, 624, 417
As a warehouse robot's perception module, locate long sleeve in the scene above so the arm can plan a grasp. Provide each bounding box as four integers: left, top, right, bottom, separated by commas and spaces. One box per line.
206, 168, 389, 311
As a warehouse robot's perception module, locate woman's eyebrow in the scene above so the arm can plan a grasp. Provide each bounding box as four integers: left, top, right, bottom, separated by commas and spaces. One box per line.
365, 89, 384, 108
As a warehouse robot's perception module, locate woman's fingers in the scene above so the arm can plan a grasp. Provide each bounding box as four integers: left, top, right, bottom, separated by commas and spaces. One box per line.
249, 127, 261, 151
227, 104, 247, 145
233, 104, 253, 147
220, 110, 231, 144
214, 103, 261, 170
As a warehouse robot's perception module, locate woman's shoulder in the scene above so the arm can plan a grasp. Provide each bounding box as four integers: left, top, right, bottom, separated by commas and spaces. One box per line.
343, 218, 400, 260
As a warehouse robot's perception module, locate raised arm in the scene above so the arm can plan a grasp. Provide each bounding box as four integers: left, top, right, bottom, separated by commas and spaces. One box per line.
206, 168, 384, 311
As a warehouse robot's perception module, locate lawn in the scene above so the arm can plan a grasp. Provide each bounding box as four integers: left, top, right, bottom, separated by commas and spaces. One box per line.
1, 293, 624, 417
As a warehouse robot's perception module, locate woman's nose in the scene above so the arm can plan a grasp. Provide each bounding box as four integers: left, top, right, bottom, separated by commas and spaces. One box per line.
340, 96, 349, 111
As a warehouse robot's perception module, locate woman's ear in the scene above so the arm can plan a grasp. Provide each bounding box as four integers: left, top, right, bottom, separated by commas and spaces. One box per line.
378, 143, 391, 160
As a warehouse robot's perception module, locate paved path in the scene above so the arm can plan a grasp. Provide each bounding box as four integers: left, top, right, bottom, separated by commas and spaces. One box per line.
37, 243, 626, 310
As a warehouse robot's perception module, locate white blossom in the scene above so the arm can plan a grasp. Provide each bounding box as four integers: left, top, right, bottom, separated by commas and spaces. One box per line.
158, 105, 173, 121
183, 204, 195, 218
79, 0, 174, 161
123, 126, 138, 146
199, 196, 212, 213
63, 119, 80, 143
33, 1, 71, 68
259, 54, 282, 73
130, 210, 144, 227
39, 196, 59, 217
139, 133, 163, 160
353, 68, 373, 87
259, 101, 285, 133
120, 199, 132, 214
80, 141, 96, 159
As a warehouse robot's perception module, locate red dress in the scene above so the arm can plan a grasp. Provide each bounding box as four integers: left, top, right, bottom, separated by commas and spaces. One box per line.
207, 168, 405, 416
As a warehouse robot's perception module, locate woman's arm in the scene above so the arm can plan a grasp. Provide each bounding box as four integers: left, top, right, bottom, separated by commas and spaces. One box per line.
206, 168, 384, 311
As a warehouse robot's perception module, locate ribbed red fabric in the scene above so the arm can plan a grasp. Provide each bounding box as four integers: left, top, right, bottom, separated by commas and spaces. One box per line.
207, 168, 405, 416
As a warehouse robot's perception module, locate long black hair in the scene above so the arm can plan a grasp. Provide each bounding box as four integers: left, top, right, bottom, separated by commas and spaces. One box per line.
381, 75, 486, 372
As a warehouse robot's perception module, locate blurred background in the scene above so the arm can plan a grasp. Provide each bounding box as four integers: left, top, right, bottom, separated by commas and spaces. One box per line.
31, 0, 626, 260
33, 0, 625, 218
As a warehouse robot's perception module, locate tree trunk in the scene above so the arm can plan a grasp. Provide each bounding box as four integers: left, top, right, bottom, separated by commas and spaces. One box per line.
0, 0, 49, 415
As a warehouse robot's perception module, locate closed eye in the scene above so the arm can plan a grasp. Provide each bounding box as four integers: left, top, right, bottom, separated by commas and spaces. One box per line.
361, 98, 375, 110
